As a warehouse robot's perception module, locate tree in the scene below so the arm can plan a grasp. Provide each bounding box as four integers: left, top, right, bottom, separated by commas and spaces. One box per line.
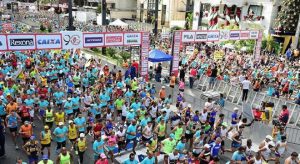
185, 12, 193, 30
40, 24, 46, 32
96, 5, 102, 14
274, 0, 300, 35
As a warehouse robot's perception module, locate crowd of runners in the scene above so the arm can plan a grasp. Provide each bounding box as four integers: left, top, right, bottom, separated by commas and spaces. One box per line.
0, 47, 298, 164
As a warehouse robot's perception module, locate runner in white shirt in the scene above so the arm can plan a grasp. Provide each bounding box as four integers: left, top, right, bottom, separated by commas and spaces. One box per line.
142, 122, 153, 143
241, 77, 251, 102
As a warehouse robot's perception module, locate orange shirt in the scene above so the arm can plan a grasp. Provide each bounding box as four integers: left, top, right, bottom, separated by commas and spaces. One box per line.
20, 124, 33, 138
159, 89, 166, 99
170, 76, 176, 86
6, 102, 18, 114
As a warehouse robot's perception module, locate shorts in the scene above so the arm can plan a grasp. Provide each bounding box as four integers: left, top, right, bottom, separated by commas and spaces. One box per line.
28, 155, 39, 163
117, 110, 122, 115
9, 127, 18, 132
122, 116, 126, 122
158, 136, 165, 142
107, 145, 116, 151
70, 138, 77, 143
142, 136, 151, 142
185, 133, 194, 139
289, 90, 293, 94
231, 141, 241, 148
22, 137, 30, 143
209, 77, 216, 84
170, 85, 174, 88
118, 141, 125, 146
41, 143, 51, 149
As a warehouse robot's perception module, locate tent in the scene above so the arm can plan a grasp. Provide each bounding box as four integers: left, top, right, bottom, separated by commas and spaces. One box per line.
109, 19, 128, 26
148, 49, 172, 62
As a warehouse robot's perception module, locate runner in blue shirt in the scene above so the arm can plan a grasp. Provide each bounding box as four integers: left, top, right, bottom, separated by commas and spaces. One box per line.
126, 120, 137, 154
141, 152, 156, 164
53, 122, 68, 153
64, 98, 73, 119
71, 94, 80, 116
74, 113, 86, 133
93, 136, 105, 162
122, 153, 138, 164
5, 111, 20, 149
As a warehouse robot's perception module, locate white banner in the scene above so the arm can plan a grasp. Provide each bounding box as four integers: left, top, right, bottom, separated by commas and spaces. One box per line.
249, 31, 259, 39
240, 31, 250, 40
229, 30, 240, 40
219, 30, 230, 41
124, 33, 141, 45
207, 31, 219, 42
140, 32, 149, 77
0, 35, 7, 51
60, 31, 83, 49
104, 33, 124, 46
195, 31, 208, 42
83, 33, 104, 48
181, 31, 195, 42
172, 31, 181, 76
7, 34, 36, 50
36, 34, 62, 49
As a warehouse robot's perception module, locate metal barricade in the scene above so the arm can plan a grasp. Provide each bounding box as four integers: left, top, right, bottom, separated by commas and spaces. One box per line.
215, 80, 228, 94
197, 76, 209, 91
226, 84, 240, 103
285, 126, 300, 145
271, 98, 286, 119
287, 102, 299, 126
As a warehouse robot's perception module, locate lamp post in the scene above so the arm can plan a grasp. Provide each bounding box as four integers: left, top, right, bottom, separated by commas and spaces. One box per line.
102, 0, 107, 55
154, 0, 159, 37
67, 0, 75, 30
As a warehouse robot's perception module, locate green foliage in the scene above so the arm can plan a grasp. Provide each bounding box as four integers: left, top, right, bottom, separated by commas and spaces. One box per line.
47, 26, 52, 33
185, 12, 193, 30
40, 24, 46, 32
120, 51, 131, 61
96, 5, 102, 14
106, 48, 117, 58
170, 26, 183, 33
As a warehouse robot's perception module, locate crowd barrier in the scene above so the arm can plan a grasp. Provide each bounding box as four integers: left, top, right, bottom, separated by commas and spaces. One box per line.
196, 76, 300, 127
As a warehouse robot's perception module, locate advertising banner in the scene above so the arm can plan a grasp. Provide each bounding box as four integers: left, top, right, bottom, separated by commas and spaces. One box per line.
240, 31, 250, 40
181, 31, 195, 43
140, 32, 149, 78
36, 34, 62, 49
255, 31, 263, 61
229, 30, 240, 40
195, 31, 207, 42
219, 30, 230, 41
0, 35, 7, 51
83, 33, 104, 48
60, 31, 83, 49
207, 31, 219, 42
124, 33, 141, 45
104, 33, 124, 46
249, 31, 259, 39
7, 34, 36, 50
172, 31, 181, 76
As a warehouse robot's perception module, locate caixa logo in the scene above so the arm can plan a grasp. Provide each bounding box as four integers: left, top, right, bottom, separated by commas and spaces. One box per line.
10, 39, 34, 46
63, 35, 80, 45
38, 39, 60, 45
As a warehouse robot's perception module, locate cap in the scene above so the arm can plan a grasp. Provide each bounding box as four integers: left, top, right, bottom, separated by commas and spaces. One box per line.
129, 109, 134, 112
100, 153, 107, 158
30, 135, 35, 140
204, 144, 211, 148
269, 141, 275, 147
59, 122, 64, 126
68, 120, 73, 124
67, 97, 71, 100
188, 104, 192, 108
42, 155, 49, 160
44, 125, 49, 130
266, 135, 273, 140
24, 121, 30, 124
162, 86, 165, 88
234, 107, 239, 111
169, 133, 175, 139
80, 133, 85, 138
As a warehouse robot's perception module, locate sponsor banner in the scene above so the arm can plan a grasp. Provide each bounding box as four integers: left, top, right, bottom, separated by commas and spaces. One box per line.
255, 31, 263, 61
207, 31, 219, 42
7, 34, 36, 50
240, 31, 250, 40
249, 31, 259, 39
195, 31, 207, 42
83, 33, 104, 48
36, 34, 62, 49
219, 30, 230, 41
105, 33, 124, 46
172, 31, 181, 76
0, 35, 7, 51
124, 33, 141, 45
60, 31, 83, 49
181, 31, 195, 42
229, 30, 240, 40
140, 32, 149, 79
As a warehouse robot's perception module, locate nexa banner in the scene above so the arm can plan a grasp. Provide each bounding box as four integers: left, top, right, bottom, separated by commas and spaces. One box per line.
7, 34, 36, 50
83, 33, 104, 48
36, 34, 62, 49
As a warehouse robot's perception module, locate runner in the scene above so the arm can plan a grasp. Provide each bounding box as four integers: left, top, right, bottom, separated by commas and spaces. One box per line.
76, 133, 87, 164
40, 125, 51, 157
56, 147, 73, 164
5, 111, 20, 149
53, 122, 68, 154
22, 136, 40, 164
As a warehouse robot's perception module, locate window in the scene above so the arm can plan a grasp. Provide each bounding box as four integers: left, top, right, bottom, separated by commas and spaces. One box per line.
111, 3, 115, 9
248, 5, 263, 16
161, 5, 166, 25
148, 0, 155, 11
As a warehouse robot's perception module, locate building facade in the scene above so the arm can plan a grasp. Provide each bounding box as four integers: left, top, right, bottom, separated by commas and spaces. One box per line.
192, 0, 281, 34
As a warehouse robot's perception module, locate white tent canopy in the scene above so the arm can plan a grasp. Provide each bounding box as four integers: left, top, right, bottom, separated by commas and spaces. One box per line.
109, 19, 128, 26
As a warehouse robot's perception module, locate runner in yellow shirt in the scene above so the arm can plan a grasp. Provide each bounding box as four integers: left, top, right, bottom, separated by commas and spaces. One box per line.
40, 126, 52, 158
68, 120, 77, 151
